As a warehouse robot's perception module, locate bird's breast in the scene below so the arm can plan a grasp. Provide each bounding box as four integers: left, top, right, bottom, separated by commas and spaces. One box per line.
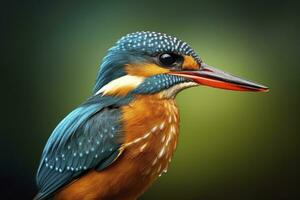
53, 95, 180, 200
121, 94, 179, 178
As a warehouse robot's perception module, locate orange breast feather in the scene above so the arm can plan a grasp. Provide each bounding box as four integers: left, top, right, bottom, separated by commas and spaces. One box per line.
55, 95, 179, 200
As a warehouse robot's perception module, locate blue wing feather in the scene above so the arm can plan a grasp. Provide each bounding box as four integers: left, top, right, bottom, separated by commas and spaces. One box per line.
34, 95, 132, 200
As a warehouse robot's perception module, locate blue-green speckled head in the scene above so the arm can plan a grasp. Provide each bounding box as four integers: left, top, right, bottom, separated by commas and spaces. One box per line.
93, 31, 201, 94
115, 31, 201, 63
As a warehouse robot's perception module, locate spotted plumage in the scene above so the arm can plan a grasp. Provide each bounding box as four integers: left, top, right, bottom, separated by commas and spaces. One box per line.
121, 95, 179, 179
115, 31, 201, 63
35, 31, 268, 200
35, 95, 132, 200
132, 74, 188, 94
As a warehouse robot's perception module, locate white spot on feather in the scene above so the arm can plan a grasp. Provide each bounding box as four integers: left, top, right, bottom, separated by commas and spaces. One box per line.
152, 157, 158, 166
140, 143, 148, 152
168, 116, 172, 123
158, 146, 166, 158
151, 125, 158, 133
161, 135, 166, 143
159, 122, 165, 130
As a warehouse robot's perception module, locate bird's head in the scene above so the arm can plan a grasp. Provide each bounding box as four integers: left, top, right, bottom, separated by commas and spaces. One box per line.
93, 31, 268, 98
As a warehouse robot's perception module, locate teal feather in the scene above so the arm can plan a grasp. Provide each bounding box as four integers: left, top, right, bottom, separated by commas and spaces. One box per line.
34, 95, 132, 200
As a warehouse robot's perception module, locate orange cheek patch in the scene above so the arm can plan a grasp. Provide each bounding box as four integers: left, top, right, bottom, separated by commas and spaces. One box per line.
125, 63, 170, 77
182, 56, 200, 70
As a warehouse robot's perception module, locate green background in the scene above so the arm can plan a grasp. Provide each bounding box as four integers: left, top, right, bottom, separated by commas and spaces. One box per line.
2, 0, 300, 199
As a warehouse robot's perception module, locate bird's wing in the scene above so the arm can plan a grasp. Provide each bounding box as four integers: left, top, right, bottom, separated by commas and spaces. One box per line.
34, 95, 132, 200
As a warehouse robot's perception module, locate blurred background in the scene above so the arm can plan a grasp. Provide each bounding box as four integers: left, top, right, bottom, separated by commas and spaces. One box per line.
1, 0, 300, 199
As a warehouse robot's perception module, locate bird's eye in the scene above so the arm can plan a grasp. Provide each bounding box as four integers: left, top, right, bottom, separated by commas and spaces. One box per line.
159, 53, 178, 66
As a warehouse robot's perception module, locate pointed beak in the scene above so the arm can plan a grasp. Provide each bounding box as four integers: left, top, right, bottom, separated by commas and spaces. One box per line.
169, 63, 269, 92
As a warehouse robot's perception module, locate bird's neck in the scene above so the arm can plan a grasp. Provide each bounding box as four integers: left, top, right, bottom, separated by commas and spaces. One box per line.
122, 94, 179, 144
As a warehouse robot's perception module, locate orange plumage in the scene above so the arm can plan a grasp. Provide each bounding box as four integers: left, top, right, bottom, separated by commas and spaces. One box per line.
54, 95, 179, 200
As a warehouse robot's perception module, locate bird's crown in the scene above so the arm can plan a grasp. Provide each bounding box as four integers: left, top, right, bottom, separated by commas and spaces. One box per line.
114, 31, 201, 63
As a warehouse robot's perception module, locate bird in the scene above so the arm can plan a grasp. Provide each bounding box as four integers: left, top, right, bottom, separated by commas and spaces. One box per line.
34, 31, 268, 200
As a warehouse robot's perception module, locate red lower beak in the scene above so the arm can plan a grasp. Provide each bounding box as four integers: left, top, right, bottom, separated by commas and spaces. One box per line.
169, 63, 269, 92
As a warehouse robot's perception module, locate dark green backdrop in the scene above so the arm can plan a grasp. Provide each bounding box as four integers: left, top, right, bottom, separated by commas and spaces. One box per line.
2, 0, 300, 199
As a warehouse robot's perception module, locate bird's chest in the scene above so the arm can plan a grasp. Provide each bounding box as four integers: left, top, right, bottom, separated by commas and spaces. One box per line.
55, 96, 180, 200
122, 95, 179, 179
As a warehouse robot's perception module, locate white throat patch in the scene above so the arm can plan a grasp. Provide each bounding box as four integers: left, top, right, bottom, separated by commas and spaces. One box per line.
158, 82, 198, 99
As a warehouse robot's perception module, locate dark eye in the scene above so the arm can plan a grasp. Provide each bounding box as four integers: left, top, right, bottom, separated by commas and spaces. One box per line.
159, 53, 178, 66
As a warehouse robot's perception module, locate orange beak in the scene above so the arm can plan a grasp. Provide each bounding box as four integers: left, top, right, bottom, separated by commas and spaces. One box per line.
169, 63, 269, 92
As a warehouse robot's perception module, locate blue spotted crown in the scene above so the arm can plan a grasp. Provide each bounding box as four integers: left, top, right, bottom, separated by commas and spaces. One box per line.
114, 31, 201, 64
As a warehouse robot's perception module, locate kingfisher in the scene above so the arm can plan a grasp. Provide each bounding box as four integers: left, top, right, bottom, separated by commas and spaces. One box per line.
34, 31, 268, 200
